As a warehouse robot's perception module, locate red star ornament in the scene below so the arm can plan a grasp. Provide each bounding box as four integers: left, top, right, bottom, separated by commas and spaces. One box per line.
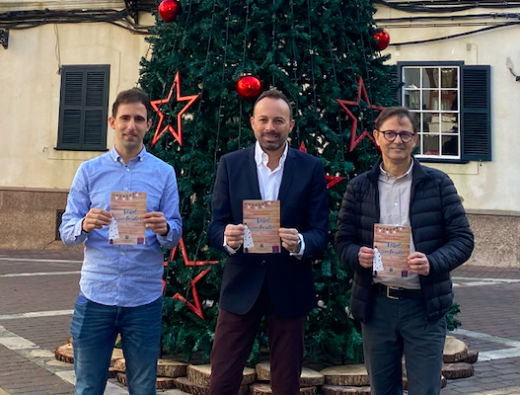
168, 237, 219, 267
298, 142, 346, 189
150, 71, 200, 148
173, 268, 212, 320
165, 237, 219, 320
325, 175, 346, 189
336, 76, 386, 152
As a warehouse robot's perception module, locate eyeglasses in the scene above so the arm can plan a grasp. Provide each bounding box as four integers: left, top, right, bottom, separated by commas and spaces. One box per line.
378, 130, 416, 143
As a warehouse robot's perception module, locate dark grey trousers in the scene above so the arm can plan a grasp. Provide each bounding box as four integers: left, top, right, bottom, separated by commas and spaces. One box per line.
361, 293, 447, 395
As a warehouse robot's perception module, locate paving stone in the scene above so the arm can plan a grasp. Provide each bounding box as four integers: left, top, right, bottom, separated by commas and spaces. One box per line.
2, 250, 520, 395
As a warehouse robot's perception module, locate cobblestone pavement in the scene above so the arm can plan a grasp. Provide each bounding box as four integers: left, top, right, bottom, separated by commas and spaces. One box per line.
0, 250, 519, 394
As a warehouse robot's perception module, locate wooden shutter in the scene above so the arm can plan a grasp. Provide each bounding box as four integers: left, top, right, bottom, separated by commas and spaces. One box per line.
388, 64, 400, 105
57, 65, 110, 150
461, 65, 491, 161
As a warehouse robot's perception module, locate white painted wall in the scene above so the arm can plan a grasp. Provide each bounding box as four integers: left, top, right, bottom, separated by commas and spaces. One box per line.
376, 5, 520, 212
0, 16, 152, 189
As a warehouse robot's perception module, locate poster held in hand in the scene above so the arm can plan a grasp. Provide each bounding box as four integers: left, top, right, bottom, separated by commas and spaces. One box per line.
243, 200, 280, 254
373, 224, 411, 277
110, 192, 147, 245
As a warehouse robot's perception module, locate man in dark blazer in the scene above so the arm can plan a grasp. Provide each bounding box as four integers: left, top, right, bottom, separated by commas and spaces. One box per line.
207, 90, 329, 395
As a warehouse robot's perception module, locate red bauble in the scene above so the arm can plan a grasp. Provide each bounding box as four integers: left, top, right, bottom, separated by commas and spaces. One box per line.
237, 76, 263, 101
158, 0, 182, 23
373, 29, 390, 51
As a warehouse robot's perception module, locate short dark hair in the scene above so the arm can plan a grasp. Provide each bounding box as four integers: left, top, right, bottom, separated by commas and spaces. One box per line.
375, 107, 417, 134
112, 88, 153, 120
253, 89, 293, 120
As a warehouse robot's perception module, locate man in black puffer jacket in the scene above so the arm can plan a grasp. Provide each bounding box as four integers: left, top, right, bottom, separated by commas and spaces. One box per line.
335, 107, 474, 395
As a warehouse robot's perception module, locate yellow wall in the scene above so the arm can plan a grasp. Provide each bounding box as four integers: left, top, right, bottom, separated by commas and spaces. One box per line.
0, 18, 152, 190
376, 5, 520, 213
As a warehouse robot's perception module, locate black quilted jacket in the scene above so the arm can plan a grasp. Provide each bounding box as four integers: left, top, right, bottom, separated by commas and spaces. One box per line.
335, 157, 474, 322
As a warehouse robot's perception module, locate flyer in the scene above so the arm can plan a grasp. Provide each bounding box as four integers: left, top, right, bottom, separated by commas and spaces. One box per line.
242, 200, 280, 254
373, 224, 411, 277
109, 192, 147, 245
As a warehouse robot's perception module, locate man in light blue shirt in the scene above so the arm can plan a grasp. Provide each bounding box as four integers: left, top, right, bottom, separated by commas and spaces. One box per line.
60, 88, 182, 395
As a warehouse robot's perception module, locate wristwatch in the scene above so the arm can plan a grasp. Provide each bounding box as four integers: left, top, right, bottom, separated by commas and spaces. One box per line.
293, 238, 302, 254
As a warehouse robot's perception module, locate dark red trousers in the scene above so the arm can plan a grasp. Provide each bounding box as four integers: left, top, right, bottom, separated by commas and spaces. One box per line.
209, 282, 306, 395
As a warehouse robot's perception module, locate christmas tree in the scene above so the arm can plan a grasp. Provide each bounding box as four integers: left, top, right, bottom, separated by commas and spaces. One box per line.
139, 0, 398, 365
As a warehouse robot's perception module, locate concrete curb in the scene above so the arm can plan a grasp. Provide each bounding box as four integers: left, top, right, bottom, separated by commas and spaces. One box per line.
0, 387, 11, 395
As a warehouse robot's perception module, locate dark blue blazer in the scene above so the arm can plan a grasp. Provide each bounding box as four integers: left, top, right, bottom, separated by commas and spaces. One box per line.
208, 145, 329, 318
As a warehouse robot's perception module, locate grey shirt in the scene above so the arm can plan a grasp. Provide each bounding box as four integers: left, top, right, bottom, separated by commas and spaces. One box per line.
373, 160, 421, 289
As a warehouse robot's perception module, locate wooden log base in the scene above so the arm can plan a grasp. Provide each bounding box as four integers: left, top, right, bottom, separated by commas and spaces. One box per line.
320, 365, 370, 386
55, 344, 74, 364
249, 383, 316, 395
157, 358, 189, 378
463, 349, 479, 364
111, 348, 124, 367
174, 377, 248, 395
117, 373, 176, 390
113, 358, 126, 372
255, 362, 324, 386
107, 367, 118, 379
403, 375, 447, 390
320, 385, 371, 395
443, 337, 468, 363
187, 364, 256, 386
442, 362, 475, 379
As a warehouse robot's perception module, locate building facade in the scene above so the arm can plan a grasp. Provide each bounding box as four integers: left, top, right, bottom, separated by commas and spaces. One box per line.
0, 0, 154, 249
375, 0, 520, 266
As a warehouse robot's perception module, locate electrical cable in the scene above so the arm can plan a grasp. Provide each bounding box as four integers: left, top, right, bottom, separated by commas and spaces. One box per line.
0, 9, 151, 34
373, 0, 520, 13
390, 21, 518, 46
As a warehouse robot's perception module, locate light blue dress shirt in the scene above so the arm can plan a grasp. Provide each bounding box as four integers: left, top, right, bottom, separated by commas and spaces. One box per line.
60, 146, 182, 307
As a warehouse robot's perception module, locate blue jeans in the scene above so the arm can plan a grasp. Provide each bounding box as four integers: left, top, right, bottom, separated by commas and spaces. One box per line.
70, 294, 162, 395
361, 293, 446, 395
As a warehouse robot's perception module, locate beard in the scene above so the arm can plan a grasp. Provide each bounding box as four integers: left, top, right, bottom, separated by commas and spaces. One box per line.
259, 132, 285, 151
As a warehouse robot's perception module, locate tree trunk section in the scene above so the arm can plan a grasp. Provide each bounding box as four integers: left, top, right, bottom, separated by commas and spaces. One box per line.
255, 362, 324, 386
174, 377, 248, 395
403, 375, 446, 390
55, 344, 74, 363
111, 348, 124, 367
443, 337, 468, 363
321, 385, 371, 395
107, 367, 118, 379
249, 383, 316, 395
463, 349, 479, 364
117, 373, 176, 390
157, 358, 188, 378
442, 363, 474, 379
320, 365, 370, 386
113, 358, 126, 372
187, 364, 256, 386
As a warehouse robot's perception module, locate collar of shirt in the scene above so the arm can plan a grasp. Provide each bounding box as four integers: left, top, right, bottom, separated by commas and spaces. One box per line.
109, 145, 147, 164
379, 159, 414, 183
254, 140, 288, 171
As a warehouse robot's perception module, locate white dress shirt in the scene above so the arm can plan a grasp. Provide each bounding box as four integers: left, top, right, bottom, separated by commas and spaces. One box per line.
224, 141, 305, 257
373, 160, 420, 289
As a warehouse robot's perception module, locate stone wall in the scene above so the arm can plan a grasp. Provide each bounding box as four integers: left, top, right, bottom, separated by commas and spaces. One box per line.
465, 211, 520, 268
0, 187, 81, 251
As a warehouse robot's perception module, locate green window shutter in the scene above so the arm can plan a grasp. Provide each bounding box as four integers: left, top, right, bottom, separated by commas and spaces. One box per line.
461, 65, 491, 161
57, 65, 110, 151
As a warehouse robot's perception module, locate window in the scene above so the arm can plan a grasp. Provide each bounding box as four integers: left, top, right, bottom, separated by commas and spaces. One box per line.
397, 62, 491, 162
56, 65, 110, 151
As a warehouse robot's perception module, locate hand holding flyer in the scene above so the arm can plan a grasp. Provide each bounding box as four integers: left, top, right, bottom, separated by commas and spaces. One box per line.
373, 224, 411, 277
242, 200, 280, 254
110, 192, 147, 245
